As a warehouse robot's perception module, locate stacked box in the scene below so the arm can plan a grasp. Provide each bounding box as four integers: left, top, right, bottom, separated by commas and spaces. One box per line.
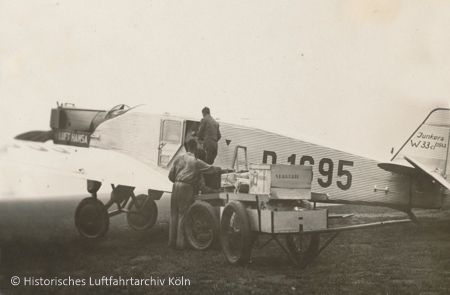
249, 164, 312, 199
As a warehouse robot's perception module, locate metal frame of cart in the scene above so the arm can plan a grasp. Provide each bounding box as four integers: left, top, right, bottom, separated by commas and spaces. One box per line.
184, 191, 413, 267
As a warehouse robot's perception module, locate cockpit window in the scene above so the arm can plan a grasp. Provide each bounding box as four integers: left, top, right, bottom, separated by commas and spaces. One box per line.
162, 120, 182, 143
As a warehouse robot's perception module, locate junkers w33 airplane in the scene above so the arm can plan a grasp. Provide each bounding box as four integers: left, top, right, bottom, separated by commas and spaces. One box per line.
2, 103, 449, 240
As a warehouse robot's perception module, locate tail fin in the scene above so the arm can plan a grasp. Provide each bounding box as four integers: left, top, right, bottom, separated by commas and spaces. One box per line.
391, 108, 450, 177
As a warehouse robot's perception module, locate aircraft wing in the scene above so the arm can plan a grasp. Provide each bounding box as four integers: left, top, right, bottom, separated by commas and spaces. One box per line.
0, 140, 173, 193
404, 156, 450, 191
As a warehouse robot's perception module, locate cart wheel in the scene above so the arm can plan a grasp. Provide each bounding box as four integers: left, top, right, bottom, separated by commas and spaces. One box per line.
220, 201, 253, 265
75, 197, 109, 239
285, 233, 320, 265
127, 194, 158, 231
184, 201, 219, 250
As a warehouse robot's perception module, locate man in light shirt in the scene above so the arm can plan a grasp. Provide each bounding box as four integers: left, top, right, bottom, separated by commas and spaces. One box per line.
168, 139, 221, 249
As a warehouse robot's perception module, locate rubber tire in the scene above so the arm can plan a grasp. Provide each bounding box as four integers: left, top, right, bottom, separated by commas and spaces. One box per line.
285, 233, 320, 265
126, 194, 158, 231
75, 197, 109, 239
184, 201, 220, 250
220, 201, 253, 266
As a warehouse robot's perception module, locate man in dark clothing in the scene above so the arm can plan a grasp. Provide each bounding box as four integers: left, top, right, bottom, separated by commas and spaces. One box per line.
168, 139, 220, 249
197, 107, 221, 165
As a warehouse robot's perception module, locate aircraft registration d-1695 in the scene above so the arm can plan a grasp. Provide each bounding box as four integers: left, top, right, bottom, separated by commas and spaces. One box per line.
4, 103, 450, 244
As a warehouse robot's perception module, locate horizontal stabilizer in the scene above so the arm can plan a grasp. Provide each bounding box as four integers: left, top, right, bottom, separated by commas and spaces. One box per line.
378, 161, 416, 175
404, 156, 450, 191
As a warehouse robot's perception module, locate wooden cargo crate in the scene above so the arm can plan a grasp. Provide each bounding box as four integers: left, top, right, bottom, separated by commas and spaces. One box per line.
245, 208, 328, 233
248, 164, 312, 199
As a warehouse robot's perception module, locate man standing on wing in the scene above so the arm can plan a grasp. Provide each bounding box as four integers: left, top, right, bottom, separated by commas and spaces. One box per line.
197, 107, 221, 165
168, 138, 221, 249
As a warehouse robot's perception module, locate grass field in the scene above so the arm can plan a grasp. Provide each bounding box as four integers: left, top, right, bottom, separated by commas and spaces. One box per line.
0, 195, 449, 294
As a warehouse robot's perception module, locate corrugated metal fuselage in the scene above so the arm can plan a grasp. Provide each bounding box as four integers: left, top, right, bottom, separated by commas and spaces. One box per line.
91, 107, 449, 210
215, 122, 443, 209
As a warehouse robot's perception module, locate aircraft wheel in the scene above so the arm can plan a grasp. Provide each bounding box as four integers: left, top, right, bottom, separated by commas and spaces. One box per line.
75, 197, 109, 239
127, 194, 158, 231
184, 201, 219, 250
285, 233, 320, 265
220, 201, 253, 266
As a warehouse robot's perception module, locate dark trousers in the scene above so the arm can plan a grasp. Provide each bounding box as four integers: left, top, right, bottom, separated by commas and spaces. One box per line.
168, 182, 194, 249
203, 140, 218, 165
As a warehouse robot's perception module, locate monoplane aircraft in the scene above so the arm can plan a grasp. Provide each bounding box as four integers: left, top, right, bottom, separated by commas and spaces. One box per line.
2, 104, 449, 242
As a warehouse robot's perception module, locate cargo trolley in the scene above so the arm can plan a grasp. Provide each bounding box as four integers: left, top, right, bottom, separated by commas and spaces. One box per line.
183, 164, 412, 266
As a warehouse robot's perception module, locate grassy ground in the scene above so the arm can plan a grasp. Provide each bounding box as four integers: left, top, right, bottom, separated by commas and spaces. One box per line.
0, 195, 449, 294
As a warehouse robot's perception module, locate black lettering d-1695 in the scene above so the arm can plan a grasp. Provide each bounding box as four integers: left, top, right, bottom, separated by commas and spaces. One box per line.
299, 155, 314, 166
318, 158, 333, 188
263, 150, 277, 164
337, 160, 353, 190
287, 154, 296, 165
261, 150, 354, 190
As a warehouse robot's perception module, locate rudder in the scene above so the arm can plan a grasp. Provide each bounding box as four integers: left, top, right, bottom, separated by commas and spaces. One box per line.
392, 108, 450, 177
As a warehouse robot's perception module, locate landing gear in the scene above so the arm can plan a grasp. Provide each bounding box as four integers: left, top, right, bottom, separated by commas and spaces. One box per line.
75, 197, 109, 239
74, 180, 161, 239
127, 194, 158, 231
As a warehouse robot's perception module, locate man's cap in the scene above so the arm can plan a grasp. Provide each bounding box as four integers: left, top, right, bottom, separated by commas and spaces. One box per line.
202, 107, 210, 115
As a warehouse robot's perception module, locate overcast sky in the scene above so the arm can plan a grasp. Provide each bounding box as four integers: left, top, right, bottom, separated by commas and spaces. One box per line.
0, 0, 449, 196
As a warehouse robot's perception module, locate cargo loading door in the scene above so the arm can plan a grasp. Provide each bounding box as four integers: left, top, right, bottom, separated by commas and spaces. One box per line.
158, 119, 184, 167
